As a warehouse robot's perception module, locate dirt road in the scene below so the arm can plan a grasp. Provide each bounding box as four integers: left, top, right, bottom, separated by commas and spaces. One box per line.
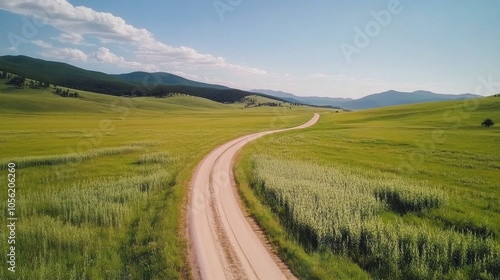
188, 113, 320, 280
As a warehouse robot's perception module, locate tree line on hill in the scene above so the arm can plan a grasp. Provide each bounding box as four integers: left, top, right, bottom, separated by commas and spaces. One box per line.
1, 70, 79, 98
5, 75, 25, 87
148, 85, 254, 103
1, 71, 50, 89
0, 69, 255, 103
241, 97, 309, 109
54, 88, 80, 98
243, 97, 284, 108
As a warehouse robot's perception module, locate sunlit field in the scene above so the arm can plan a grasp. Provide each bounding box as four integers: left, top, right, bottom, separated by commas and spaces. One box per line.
0, 84, 314, 279
237, 97, 500, 279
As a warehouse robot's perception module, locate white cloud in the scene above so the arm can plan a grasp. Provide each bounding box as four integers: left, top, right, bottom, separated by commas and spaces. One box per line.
41, 47, 88, 61
40, 46, 157, 71
0, 0, 266, 76
55, 32, 84, 44
31, 40, 52, 48
137, 42, 267, 76
215, 62, 267, 76
310, 73, 355, 81
0, 1, 153, 44
310, 73, 331, 79
90, 47, 157, 72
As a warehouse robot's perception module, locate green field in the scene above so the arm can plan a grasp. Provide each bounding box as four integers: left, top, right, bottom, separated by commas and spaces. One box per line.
2, 79, 499, 279
236, 97, 500, 279
0, 84, 314, 279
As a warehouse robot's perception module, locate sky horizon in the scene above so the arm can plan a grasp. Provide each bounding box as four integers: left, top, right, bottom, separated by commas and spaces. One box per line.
0, 1, 499, 99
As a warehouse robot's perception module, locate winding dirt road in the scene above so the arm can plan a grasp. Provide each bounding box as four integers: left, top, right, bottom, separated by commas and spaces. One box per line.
188, 113, 320, 280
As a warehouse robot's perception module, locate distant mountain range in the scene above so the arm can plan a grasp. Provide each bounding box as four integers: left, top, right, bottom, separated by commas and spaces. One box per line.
252, 89, 480, 110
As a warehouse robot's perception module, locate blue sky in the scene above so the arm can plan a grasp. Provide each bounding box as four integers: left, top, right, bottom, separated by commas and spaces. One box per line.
0, 0, 499, 98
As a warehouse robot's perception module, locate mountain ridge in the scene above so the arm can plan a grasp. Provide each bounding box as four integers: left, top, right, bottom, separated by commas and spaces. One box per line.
251, 89, 480, 110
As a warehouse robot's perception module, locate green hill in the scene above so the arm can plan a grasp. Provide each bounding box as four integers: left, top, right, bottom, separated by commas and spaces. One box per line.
0, 83, 228, 114
0, 55, 291, 105
0, 55, 132, 95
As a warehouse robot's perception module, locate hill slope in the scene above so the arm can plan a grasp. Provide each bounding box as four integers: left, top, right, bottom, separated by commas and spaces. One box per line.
0, 55, 287, 104
0, 83, 229, 114
0, 55, 132, 95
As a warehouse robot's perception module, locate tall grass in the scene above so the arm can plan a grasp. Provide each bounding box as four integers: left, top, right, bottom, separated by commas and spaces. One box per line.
21, 171, 168, 227
252, 157, 499, 279
0, 145, 143, 169
137, 152, 171, 165
0, 170, 174, 279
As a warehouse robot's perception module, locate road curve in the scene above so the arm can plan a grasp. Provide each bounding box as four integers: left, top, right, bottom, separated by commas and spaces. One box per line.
188, 113, 320, 280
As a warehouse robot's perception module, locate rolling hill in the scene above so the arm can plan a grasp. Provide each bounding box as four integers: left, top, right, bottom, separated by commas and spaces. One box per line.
252, 89, 480, 110
0, 55, 132, 95
0, 55, 287, 104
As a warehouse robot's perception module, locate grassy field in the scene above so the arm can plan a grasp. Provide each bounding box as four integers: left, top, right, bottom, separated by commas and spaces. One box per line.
0, 83, 315, 279
236, 97, 500, 279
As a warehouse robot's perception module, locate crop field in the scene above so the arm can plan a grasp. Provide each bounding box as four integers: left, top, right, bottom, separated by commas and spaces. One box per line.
237, 97, 500, 279
0, 84, 314, 279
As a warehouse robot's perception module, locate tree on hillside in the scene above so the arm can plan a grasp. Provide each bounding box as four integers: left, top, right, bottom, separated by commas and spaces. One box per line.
6, 76, 25, 88
481, 118, 495, 128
